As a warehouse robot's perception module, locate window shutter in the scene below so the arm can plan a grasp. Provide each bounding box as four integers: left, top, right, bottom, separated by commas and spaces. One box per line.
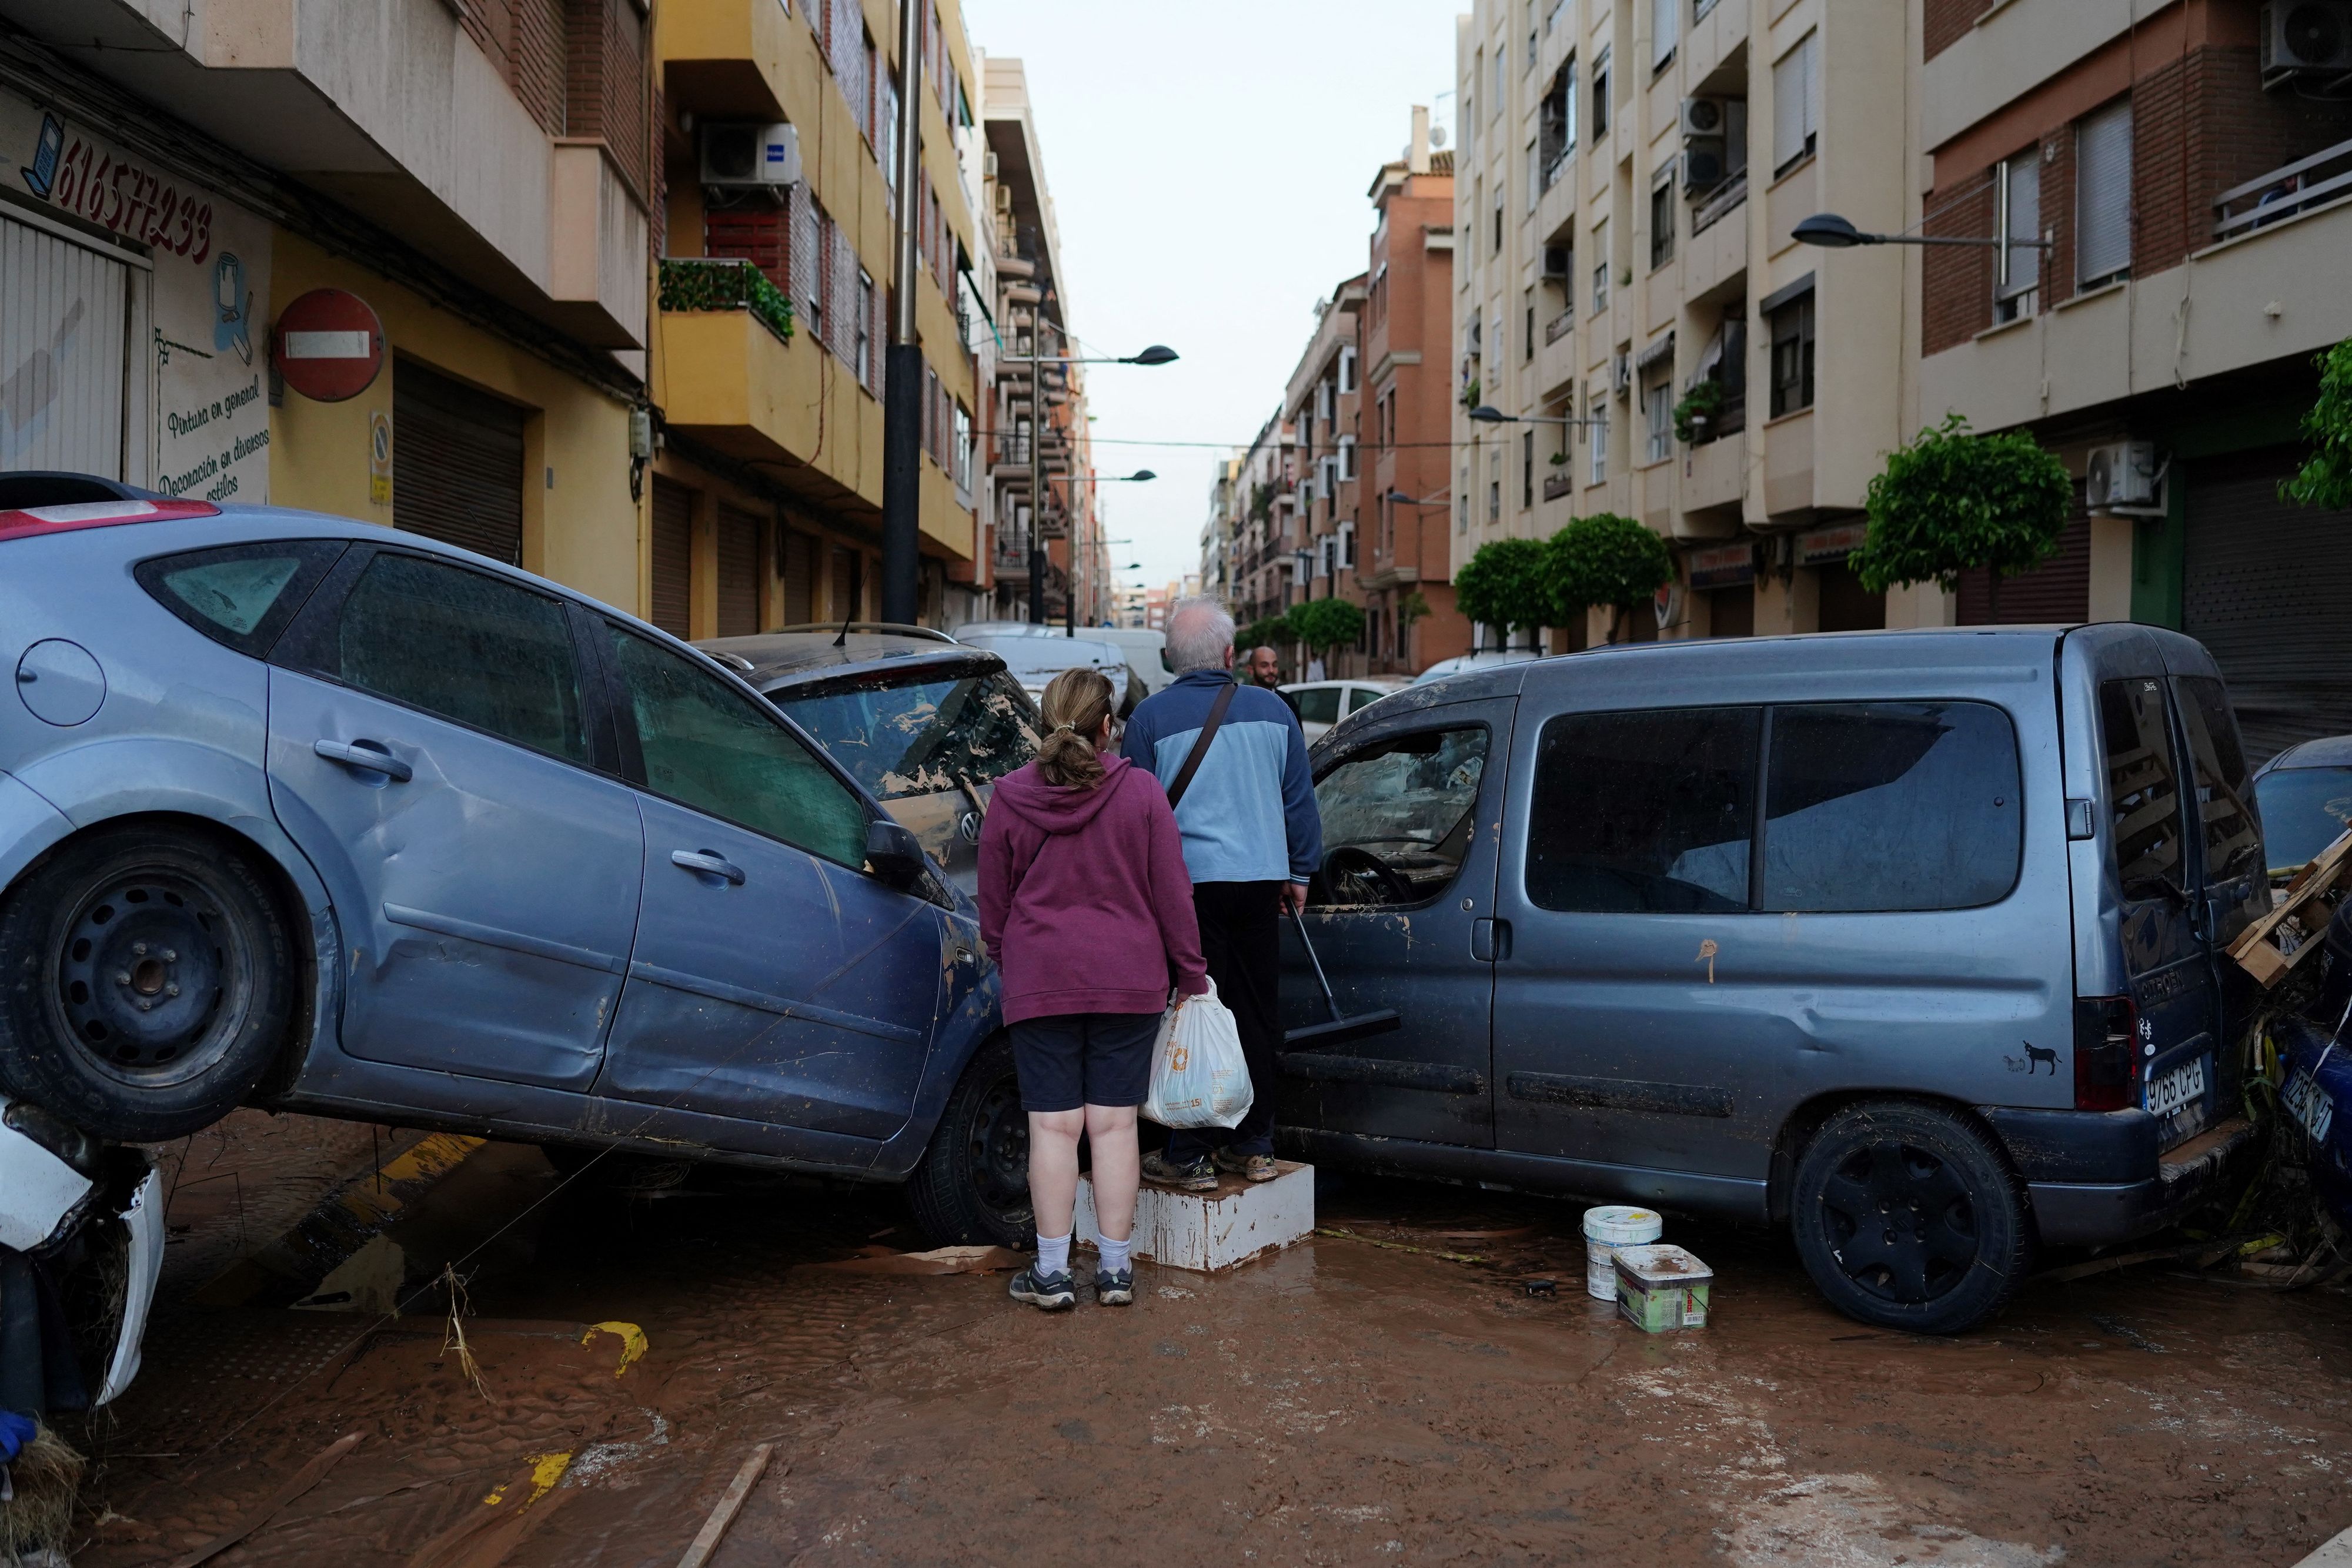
2077, 99, 2133, 285
1805, 34, 1821, 145
792, 186, 821, 330
1772, 42, 1805, 169
1652, 0, 1677, 65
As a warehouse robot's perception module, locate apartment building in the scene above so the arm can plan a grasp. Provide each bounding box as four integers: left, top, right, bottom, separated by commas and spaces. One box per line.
1916, 0, 2352, 760
979, 56, 1101, 626
1224, 411, 1298, 628
1286, 272, 1368, 631
653, 0, 983, 637
2, 0, 653, 607
1451, 0, 1927, 647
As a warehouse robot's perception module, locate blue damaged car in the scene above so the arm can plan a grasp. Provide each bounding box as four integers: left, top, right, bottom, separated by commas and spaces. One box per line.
0, 484, 1028, 1248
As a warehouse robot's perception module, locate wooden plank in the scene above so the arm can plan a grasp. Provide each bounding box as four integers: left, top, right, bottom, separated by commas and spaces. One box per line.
676, 1444, 775, 1568
2230, 825, 2352, 986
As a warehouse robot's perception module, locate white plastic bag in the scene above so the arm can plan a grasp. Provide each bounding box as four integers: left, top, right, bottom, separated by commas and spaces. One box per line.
1141, 978, 1253, 1129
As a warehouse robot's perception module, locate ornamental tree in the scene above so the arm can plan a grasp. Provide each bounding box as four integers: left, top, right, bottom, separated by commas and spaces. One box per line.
1287, 596, 1366, 656
1850, 413, 2073, 614
1546, 512, 1673, 643
2284, 339, 2352, 510
1453, 537, 1552, 649
1238, 616, 1289, 655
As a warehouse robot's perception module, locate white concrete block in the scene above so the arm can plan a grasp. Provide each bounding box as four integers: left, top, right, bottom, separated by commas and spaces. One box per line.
1073, 1160, 1315, 1272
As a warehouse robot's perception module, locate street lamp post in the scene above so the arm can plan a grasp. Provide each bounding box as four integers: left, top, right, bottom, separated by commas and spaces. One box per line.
879, 0, 926, 626
1000, 339, 1175, 626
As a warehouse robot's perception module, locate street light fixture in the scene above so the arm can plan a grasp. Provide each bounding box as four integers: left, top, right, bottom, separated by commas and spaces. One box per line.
1792, 210, 2050, 249
1005, 335, 1178, 627
1469, 404, 1592, 426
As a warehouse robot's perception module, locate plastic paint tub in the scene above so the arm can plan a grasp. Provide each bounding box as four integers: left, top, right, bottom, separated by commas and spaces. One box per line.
1614, 1243, 1712, 1332
1582, 1205, 1663, 1300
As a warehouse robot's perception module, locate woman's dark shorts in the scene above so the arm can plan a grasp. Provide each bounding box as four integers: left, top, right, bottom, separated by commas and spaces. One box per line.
1010, 1011, 1162, 1112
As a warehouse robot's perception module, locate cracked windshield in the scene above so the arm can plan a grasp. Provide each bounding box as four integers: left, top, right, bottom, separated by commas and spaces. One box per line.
769, 668, 1039, 801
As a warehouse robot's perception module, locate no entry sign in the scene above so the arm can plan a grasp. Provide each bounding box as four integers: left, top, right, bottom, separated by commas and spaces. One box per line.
272, 289, 384, 402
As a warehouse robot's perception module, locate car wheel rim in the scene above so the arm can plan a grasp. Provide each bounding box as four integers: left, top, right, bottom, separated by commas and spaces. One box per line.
963, 1068, 1033, 1229
1818, 1139, 1979, 1305
49, 864, 253, 1089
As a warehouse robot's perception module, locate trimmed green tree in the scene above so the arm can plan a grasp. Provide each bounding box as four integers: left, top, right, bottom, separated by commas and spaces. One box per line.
1238, 616, 1289, 655
2284, 338, 2352, 510
1546, 512, 1673, 643
1287, 597, 1366, 658
1453, 537, 1551, 650
1849, 414, 2073, 618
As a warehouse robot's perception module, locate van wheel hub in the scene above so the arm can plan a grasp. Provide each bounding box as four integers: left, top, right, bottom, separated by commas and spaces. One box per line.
1819, 1139, 1979, 1305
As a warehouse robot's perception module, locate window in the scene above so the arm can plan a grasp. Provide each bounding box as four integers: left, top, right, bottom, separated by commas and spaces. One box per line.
139, 541, 343, 656
1488, 449, 1503, 522
1294, 687, 1342, 726
1524, 289, 1536, 360
1772, 31, 1820, 176
1311, 727, 1490, 907
1522, 429, 1535, 507
606, 624, 869, 867
1644, 371, 1672, 463
1588, 386, 1608, 482
1592, 218, 1611, 312
2077, 98, 2133, 287
1494, 196, 1505, 258
1994, 147, 2041, 323
1527, 707, 1758, 912
1592, 46, 1611, 140
1338, 434, 1358, 482
1495, 39, 1507, 106
1769, 293, 1814, 417
1348, 686, 1386, 714
320, 553, 590, 765
953, 402, 973, 491
2174, 676, 2263, 884
1528, 138, 1542, 211
1760, 703, 2023, 911
1650, 170, 1676, 267
1338, 345, 1358, 394
1652, 0, 1678, 69
2100, 677, 2185, 902
765, 668, 1038, 803
855, 269, 874, 382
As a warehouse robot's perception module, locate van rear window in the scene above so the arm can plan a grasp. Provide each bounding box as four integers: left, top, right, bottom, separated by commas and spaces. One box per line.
2099, 677, 2186, 902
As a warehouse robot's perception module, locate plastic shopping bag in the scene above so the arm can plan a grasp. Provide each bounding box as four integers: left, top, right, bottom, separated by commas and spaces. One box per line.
1141, 978, 1253, 1129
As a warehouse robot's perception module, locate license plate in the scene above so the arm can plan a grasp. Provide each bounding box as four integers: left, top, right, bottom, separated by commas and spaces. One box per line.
2145, 1055, 2209, 1134
2285, 1068, 2337, 1144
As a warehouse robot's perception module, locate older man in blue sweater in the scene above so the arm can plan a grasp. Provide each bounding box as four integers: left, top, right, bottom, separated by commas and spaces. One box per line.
1122, 596, 1321, 1188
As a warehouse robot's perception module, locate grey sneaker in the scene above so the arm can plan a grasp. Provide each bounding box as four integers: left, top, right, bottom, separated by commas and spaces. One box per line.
1008, 1263, 1075, 1310
1095, 1267, 1135, 1306
1142, 1150, 1217, 1191
1213, 1148, 1279, 1182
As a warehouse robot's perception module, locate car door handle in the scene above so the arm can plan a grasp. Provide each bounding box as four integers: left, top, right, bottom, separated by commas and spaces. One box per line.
671, 849, 746, 885
1471, 917, 1511, 962
312, 738, 413, 783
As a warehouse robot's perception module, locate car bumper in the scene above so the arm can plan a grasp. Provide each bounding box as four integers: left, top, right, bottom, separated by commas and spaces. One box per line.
2020, 1115, 2259, 1247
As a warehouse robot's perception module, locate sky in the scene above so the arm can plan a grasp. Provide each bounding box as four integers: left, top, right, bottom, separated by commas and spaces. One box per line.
959, 0, 1462, 601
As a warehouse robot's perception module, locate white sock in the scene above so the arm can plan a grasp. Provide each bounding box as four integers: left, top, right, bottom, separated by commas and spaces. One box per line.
1097, 1233, 1132, 1275
1035, 1232, 1071, 1278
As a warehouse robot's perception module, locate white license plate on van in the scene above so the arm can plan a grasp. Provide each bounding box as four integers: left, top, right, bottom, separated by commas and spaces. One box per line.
2145, 1056, 2208, 1125
2285, 1068, 2336, 1144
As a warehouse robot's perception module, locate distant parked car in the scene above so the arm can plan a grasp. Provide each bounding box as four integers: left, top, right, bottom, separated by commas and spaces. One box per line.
1281, 678, 1406, 744
2251, 734, 2352, 883
700, 627, 1040, 893
1409, 648, 1546, 686
955, 630, 1144, 717
1278, 626, 2266, 1333
0, 490, 1032, 1274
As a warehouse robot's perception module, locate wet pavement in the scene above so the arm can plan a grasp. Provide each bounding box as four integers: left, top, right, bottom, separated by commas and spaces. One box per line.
49, 1113, 2352, 1566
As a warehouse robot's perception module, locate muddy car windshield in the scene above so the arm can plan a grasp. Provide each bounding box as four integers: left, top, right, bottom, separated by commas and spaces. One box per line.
768, 668, 1038, 801
2254, 766, 2352, 873
1311, 726, 1488, 905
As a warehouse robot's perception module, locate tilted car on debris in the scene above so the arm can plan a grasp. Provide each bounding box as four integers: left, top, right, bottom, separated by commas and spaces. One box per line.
0, 490, 1037, 1409
1280, 626, 2269, 1333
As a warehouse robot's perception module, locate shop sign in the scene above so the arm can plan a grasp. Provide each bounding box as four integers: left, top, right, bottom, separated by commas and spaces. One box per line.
273, 289, 385, 402
1798, 520, 1869, 567
1686, 543, 1755, 591
5, 93, 273, 504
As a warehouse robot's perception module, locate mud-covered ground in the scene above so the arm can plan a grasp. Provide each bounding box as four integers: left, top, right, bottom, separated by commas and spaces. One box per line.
46, 1112, 2352, 1567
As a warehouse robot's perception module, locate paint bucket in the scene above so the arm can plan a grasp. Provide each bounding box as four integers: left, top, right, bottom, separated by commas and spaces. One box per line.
1614, 1243, 1712, 1332
1582, 1205, 1663, 1300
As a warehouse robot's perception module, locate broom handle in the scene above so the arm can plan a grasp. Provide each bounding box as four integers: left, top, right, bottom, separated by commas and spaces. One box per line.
1284, 904, 1345, 1022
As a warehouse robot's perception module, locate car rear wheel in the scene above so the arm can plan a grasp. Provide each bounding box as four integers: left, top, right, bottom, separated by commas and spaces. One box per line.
907, 1032, 1033, 1249
1789, 1100, 2030, 1335
0, 826, 295, 1142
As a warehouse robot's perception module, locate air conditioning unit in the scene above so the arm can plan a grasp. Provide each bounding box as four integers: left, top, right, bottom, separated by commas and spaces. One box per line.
1612, 352, 1632, 397
1683, 138, 1728, 191
1680, 97, 1728, 139
1542, 244, 1571, 278
2263, 2, 2352, 72
2085, 441, 2163, 510
700, 122, 800, 188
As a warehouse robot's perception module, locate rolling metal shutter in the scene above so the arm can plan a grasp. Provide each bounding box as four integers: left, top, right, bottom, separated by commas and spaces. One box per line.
716, 504, 761, 637
393, 360, 525, 564
1957, 514, 2090, 625
2, 213, 130, 477
2184, 446, 2352, 765
649, 475, 693, 638
780, 528, 816, 623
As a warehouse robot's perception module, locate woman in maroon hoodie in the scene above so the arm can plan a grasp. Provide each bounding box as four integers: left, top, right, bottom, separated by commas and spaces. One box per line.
980, 668, 1210, 1310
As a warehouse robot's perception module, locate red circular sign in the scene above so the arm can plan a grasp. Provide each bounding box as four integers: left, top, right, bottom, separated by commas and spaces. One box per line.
272, 289, 384, 402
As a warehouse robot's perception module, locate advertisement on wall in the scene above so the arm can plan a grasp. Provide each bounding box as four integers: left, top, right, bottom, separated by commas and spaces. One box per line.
4, 88, 272, 503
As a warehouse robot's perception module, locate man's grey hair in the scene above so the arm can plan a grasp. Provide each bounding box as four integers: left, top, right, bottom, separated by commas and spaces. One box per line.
1165, 596, 1237, 674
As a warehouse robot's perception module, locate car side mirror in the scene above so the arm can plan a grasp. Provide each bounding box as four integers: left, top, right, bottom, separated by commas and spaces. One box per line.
865, 818, 928, 890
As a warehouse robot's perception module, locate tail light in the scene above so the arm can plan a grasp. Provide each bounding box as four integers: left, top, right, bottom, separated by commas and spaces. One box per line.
2074, 996, 2139, 1111
0, 498, 220, 544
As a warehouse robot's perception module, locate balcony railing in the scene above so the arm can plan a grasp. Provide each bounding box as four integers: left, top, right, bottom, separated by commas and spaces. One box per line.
1541, 470, 1574, 502
2214, 135, 2352, 240
657, 258, 794, 346
1690, 172, 1748, 238
1542, 149, 1571, 193
1545, 307, 1575, 345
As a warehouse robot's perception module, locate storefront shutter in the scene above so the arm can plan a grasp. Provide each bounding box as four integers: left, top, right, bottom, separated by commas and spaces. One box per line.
2184, 446, 2352, 764
781, 528, 816, 623
716, 504, 761, 637
1956, 513, 2090, 626
2, 214, 129, 477
392, 360, 525, 565
649, 474, 693, 637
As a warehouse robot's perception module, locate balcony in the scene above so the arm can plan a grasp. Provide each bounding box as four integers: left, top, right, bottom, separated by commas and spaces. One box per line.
1541, 470, 1575, 502
1681, 428, 1745, 517
1691, 173, 1747, 239
2214, 136, 2352, 242
1545, 308, 1575, 345
661, 0, 807, 122
657, 258, 793, 345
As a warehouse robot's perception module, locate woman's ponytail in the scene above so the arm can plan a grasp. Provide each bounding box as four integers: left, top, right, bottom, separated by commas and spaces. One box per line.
1035, 668, 1115, 789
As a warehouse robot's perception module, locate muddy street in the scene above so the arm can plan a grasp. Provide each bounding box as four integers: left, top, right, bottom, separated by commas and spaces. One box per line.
31, 1114, 2347, 1567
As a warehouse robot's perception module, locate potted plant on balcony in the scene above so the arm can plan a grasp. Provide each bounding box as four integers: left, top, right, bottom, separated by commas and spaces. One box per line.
1546, 512, 1672, 644
1672, 379, 1726, 445
1850, 413, 2072, 620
